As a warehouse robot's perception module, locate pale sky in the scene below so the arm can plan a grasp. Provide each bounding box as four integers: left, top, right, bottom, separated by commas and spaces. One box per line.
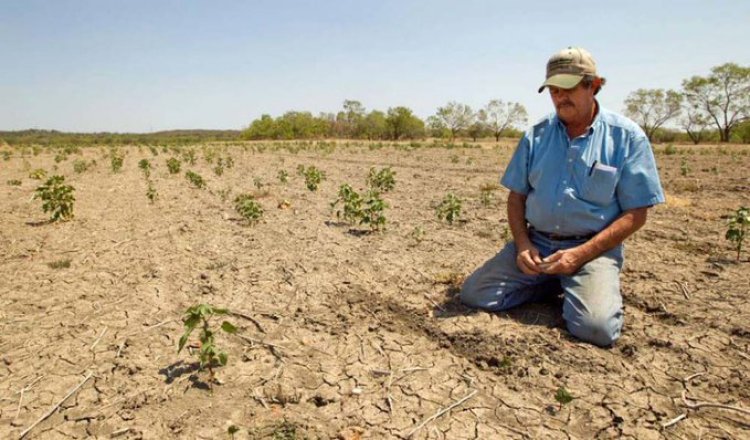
1, 0, 748, 133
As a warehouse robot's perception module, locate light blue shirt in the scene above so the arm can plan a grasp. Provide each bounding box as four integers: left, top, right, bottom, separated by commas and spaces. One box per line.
501, 105, 665, 236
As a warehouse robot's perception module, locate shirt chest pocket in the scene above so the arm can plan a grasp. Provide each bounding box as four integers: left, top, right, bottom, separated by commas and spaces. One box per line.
579, 163, 619, 206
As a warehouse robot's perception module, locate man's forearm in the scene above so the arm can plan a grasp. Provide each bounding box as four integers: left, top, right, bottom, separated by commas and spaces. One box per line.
576, 207, 649, 262
507, 192, 531, 249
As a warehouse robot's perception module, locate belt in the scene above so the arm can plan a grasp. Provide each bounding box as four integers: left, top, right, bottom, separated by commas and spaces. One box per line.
530, 228, 595, 241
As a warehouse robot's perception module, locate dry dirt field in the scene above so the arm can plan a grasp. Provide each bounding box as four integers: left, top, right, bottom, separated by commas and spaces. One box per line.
1, 140, 749, 439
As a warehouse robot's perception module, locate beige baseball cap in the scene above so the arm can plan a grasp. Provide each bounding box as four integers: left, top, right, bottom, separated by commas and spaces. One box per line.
538, 47, 599, 93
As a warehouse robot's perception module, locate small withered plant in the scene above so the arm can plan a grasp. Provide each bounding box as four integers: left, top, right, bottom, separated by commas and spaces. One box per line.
178, 304, 237, 385
186, 170, 206, 189
34, 175, 75, 222
726, 206, 749, 261
138, 158, 152, 178
110, 154, 124, 173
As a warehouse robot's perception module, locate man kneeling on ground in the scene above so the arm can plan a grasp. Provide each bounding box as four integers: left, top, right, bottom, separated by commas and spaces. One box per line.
460, 47, 665, 347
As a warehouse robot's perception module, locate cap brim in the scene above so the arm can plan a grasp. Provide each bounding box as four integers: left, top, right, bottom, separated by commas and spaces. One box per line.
537, 74, 584, 93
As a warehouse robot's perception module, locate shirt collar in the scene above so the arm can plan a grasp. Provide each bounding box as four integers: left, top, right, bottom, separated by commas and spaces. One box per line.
554, 99, 601, 137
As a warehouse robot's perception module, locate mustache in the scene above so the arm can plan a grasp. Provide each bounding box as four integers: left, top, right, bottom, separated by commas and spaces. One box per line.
557, 101, 574, 108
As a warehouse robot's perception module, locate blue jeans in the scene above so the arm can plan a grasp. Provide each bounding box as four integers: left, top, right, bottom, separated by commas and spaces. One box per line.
460, 230, 624, 347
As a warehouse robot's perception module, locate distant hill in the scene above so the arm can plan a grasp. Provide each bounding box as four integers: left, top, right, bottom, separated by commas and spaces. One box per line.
0, 129, 242, 147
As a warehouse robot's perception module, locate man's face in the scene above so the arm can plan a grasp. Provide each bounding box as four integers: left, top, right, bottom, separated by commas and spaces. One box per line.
548, 81, 596, 125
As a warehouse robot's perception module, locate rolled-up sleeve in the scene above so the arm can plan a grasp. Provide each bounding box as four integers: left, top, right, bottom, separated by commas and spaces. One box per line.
501, 136, 531, 195
616, 135, 665, 210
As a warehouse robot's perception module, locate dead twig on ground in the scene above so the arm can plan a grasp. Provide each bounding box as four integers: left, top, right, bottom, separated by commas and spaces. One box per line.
422, 292, 445, 311
14, 376, 44, 421
676, 281, 690, 299
661, 413, 687, 429
18, 371, 93, 439
236, 334, 286, 361
405, 389, 478, 439
91, 327, 108, 350
229, 311, 266, 333
683, 372, 707, 383
682, 391, 750, 417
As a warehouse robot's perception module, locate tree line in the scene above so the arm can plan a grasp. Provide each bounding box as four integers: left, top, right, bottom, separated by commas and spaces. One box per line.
624, 62, 750, 143
243, 61, 750, 144
241, 99, 527, 142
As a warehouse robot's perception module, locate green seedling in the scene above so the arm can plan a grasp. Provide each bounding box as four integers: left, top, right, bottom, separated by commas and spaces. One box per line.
361, 190, 387, 231
73, 159, 90, 174
235, 194, 263, 225
183, 149, 197, 165
680, 158, 690, 177
253, 177, 264, 190
138, 159, 151, 178
554, 386, 574, 410
303, 166, 325, 191
726, 206, 750, 261
213, 162, 224, 176
331, 184, 363, 224
278, 169, 289, 184
217, 188, 231, 202
7, 179, 22, 186
224, 156, 234, 169
186, 171, 206, 189
366, 167, 396, 192
148, 145, 159, 156
54, 153, 68, 163
166, 157, 181, 174
29, 169, 47, 180
479, 183, 500, 207
296, 164, 306, 176
664, 144, 677, 155
146, 181, 158, 203
410, 226, 425, 244
34, 175, 75, 222
110, 154, 124, 173
436, 193, 462, 224
177, 304, 237, 385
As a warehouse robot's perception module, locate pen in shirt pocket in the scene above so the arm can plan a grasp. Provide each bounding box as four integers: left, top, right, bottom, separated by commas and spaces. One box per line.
589, 160, 597, 176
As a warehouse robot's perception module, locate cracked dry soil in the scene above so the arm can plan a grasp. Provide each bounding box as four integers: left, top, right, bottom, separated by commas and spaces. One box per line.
1, 141, 749, 439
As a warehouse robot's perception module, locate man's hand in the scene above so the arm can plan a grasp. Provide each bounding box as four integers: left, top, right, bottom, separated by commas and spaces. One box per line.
516, 244, 544, 275
539, 247, 585, 275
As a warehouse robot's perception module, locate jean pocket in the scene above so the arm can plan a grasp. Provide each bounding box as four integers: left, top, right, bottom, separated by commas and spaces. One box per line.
581, 166, 618, 206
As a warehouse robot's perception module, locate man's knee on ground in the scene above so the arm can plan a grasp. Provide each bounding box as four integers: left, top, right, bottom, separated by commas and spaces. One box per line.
459, 276, 500, 311
566, 313, 621, 347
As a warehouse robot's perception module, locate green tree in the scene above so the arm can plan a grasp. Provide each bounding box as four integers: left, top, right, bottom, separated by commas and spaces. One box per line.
242, 114, 276, 140
362, 110, 388, 140
682, 63, 750, 142
385, 106, 424, 140
482, 100, 528, 142
434, 102, 475, 140
624, 89, 683, 142
339, 100, 366, 138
